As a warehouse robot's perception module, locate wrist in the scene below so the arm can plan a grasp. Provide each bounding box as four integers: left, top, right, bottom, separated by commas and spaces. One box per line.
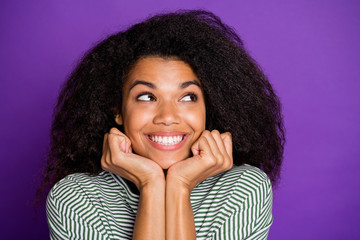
166, 175, 192, 197
139, 175, 165, 193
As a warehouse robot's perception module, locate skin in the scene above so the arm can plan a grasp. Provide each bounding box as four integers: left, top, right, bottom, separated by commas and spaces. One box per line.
101, 57, 233, 239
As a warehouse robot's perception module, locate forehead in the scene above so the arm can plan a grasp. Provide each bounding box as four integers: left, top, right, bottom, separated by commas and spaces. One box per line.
124, 57, 201, 88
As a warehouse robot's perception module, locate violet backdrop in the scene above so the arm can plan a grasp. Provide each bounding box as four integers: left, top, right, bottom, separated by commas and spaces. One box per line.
1, 0, 359, 239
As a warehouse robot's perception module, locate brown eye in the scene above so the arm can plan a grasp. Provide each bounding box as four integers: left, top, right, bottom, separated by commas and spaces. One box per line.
180, 93, 198, 102
137, 93, 156, 101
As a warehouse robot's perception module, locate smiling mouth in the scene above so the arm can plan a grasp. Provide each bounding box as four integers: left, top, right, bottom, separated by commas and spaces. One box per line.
148, 135, 185, 145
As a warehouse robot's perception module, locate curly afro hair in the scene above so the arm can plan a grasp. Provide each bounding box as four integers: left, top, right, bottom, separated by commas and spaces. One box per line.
42, 9, 285, 195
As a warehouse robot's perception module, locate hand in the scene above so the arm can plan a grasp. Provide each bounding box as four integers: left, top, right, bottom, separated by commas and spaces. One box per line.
166, 130, 233, 192
101, 128, 164, 191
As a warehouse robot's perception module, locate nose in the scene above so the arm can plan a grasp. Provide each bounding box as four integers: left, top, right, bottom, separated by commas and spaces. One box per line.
153, 101, 180, 126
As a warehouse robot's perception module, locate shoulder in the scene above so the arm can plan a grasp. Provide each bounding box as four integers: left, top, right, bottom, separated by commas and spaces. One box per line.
46, 172, 130, 239
222, 164, 270, 185
46, 172, 139, 239
192, 164, 272, 208
224, 164, 272, 205
46, 171, 124, 212
192, 165, 273, 239
227, 164, 272, 191
48, 172, 110, 198
197, 164, 272, 209
215, 164, 272, 194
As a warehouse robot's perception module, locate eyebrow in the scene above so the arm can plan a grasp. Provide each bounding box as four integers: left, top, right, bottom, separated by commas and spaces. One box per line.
129, 80, 201, 91
129, 80, 156, 90
180, 80, 201, 89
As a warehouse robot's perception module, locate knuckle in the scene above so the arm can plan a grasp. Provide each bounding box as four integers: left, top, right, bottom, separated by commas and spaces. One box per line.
108, 132, 116, 140
107, 135, 116, 144
221, 132, 230, 137
108, 133, 122, 143
215, 153, 224, 163
229, 158, 234, 167
205, 156, 217, 166
225, 132, 232, 139
224, 159, 233, 170
109, 127, 119, 134
202, 130, 211, 137
100, 159, 109, 170
211, 129, 220, 135
101, 155, 109, 164
198, 135, 208, 144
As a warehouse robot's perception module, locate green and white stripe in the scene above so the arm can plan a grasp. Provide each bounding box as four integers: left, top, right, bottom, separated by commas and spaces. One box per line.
47, 164, 272, 239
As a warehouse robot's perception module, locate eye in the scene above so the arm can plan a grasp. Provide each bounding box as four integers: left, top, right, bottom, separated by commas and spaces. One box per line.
180, 93, 198, 102
136, 92, 156, 101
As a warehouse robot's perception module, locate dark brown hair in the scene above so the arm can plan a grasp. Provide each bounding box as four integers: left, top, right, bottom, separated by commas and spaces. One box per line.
41, 10, 285, 199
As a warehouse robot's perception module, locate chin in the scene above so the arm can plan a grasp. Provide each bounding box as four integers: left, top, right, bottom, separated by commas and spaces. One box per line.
150, 154, 188, 169
154, 159, 180, 169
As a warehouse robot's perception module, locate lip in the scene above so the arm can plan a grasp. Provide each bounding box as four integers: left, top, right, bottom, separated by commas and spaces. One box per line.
145, 131, 189, 151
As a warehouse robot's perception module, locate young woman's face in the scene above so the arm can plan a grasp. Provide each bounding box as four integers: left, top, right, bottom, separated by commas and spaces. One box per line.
117, 57, 206, 169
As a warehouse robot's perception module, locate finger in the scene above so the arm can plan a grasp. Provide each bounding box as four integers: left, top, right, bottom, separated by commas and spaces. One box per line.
124, 138, 132, 154
103, 140, 113, 170
202, 130, 223, 164
104, 135, 134, 179
210, 130, 228, 157
191, 131, 211, 157
108, 132, 123, 150
109, 128, 131, 143
191, 140, 200, 156
127, 142, 132, 154
190, 135, 201, 156
102, 133, 111, 163
107, 135, 138, 172
107, 133, 126, 165
211, 130, 233, 169
192, 132, 218, 167
221, 132, 233, 159
109, 127, 123, 135
109, 128, 132, 153
101, 134, 111, 170
120, 138, 126, 153
102, 133, 109, 154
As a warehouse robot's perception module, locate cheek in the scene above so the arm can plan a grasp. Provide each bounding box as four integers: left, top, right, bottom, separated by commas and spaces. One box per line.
122, 107, 151, 136
184, 106, 206, 133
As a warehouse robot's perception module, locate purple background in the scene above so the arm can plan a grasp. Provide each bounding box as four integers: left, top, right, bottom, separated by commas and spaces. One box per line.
1, 1, 359, 239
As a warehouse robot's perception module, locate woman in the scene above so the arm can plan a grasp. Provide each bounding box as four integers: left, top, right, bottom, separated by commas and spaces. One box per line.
44, 10, 285, 239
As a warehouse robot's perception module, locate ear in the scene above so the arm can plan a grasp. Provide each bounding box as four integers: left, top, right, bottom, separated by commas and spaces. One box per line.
114, 114, 123, 125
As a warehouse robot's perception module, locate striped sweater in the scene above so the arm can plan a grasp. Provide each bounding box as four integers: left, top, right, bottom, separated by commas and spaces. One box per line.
46, 164, 273, 239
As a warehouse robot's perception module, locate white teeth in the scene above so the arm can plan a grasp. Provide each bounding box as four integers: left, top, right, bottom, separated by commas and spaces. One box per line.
149, 135, 184, 145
